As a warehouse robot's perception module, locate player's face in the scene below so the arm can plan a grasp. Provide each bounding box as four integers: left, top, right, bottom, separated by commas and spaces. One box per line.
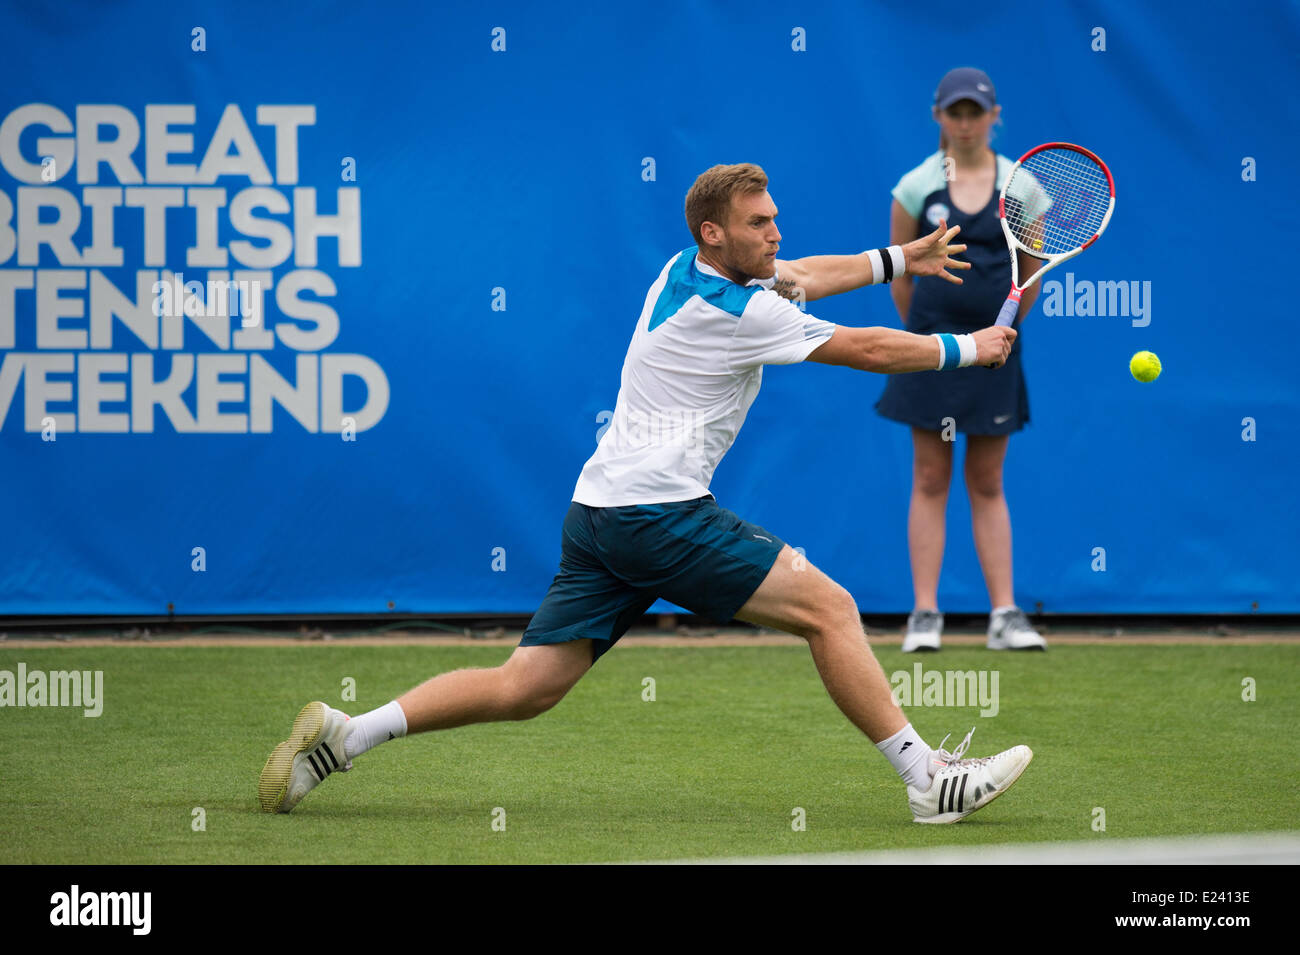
937, 100, 1001, 150
717, 190, 781, 280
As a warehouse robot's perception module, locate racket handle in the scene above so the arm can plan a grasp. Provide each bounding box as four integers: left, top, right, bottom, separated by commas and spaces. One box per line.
995, 288, 1023, 327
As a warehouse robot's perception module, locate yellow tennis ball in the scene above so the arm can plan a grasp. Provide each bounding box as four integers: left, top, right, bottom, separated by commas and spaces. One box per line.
1130, 350, 1161, 382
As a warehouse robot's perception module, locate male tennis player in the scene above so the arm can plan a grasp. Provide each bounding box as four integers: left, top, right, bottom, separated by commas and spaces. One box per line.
260, 163, 1031, 825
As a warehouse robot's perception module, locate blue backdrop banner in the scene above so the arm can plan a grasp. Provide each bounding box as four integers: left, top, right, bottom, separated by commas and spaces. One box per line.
1, 1, 1296, 615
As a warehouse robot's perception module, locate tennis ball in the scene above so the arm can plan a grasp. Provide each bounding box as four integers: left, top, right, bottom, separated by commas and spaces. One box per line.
1130, 350, 1161, 382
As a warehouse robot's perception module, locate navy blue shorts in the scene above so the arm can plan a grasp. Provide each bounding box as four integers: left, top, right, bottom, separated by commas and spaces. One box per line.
519, 495, 786, 662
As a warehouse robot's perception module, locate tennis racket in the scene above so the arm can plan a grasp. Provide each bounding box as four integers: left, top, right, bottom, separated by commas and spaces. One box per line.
995, 142, 1115, 327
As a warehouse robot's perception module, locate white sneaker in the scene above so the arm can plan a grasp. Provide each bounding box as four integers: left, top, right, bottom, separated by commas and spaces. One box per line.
259, 701, 353, 813
902, 609, 943, 652
908, 728, 1033, 824
987, 606, 1047, 651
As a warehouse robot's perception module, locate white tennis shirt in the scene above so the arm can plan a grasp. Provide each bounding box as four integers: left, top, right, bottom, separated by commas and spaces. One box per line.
572, 248, 837, 507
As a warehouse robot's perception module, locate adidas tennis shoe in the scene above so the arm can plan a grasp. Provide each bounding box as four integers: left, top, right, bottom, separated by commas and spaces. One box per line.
259, 701, 353, 813
987, 606, 1047, 651
908, 728, 1033, 824
902, 608, 944, 652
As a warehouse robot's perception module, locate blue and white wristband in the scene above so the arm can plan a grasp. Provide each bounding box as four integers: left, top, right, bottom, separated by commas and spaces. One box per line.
865, 245, 906, 284
933, 333, 977, 370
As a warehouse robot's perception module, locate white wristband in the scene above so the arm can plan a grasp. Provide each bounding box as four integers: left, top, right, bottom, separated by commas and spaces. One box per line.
864, 245, 906, 284
933, 333, 978, 370
887, 245, 906, 280
957, 334, 977, 368
865, 248, 885, 284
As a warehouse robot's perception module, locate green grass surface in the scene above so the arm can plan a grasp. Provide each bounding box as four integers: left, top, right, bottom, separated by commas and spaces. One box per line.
1, 644, 1295, 863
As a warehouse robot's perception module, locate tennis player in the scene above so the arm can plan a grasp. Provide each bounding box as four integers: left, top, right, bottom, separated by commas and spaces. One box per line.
260, 163, 1033, 825
875, 68, 1048, 652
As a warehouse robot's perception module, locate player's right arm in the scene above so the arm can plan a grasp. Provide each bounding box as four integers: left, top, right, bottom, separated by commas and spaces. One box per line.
807, 324, 1016, 374
889, 200, 918, 326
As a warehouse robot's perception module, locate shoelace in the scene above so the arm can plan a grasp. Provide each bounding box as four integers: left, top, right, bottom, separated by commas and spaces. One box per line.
935, 727, 995, 770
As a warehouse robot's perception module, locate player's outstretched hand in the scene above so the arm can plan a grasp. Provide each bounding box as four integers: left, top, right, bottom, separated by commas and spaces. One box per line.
974, 325, 1017, 368
902, 219, 972, 284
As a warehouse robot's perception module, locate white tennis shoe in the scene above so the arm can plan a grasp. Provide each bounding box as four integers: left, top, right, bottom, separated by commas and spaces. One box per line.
908, 728, 1033, 824
902, 609, 944, 652
987, 606, 1047, 651
259, 701, 353, 813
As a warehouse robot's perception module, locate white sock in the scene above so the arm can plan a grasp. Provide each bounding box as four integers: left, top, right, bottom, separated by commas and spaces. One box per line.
876, 723, 936, 790
991, 605, 1018, 615
344, 700, 408, 760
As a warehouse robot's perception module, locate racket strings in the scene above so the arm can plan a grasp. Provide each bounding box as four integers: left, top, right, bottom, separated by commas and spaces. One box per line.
1005, 148, 1110, 256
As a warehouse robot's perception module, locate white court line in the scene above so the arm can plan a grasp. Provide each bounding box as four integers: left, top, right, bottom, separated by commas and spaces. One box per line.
639, 832, 1300, 865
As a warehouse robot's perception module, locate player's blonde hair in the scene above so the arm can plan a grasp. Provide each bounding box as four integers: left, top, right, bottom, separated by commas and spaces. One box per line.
685, 163, 769, 246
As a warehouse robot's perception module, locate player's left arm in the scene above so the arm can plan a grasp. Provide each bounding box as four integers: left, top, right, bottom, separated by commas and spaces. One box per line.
774, 221, 971, 302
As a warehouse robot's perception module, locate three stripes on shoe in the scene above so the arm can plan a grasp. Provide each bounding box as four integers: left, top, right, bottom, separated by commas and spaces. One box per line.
938, 772, 974, 814
305, 742, 342, 781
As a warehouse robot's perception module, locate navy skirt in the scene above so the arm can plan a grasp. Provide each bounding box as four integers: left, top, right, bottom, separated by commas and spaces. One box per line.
875, 321, 1029, 436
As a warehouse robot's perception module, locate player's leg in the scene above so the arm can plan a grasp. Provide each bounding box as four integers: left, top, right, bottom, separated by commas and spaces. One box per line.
257, 641, 595, 814
966, 434, 1045, 650
904, 426, 953, 650
732, 544, 1032, 822
639, 502, 909, 750
396, 640, 593, 732
732, 546, 905, 743
259, 502, 648, 813
733, 545, 1034, 821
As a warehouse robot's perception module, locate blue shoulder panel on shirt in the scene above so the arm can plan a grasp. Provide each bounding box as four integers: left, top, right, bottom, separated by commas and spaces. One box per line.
647, 248, 764, 332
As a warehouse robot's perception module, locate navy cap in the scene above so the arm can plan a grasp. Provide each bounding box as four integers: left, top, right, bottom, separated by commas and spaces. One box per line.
935, 67, 996, 111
